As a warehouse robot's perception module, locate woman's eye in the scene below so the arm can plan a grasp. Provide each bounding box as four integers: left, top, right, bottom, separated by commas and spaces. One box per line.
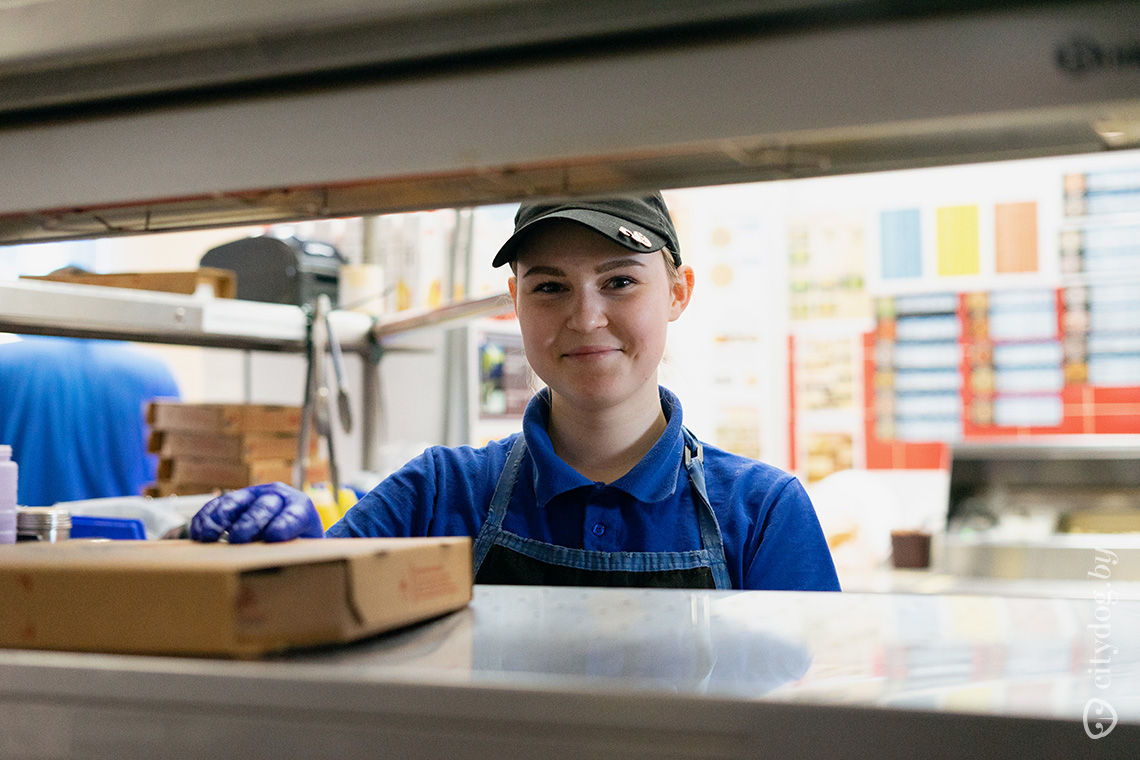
606, 276, 636, 289
532, 281, 566, 294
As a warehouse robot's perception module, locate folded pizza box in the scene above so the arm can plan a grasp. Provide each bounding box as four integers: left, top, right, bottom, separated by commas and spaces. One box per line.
146, 402, 303, 434
148, 430, 314, 462
143, 462, 331, 499
143, 481, 221, 498
21, 267, 237, 299
153, 458, 330, 491
0, 538, 473, 658
156, 457, 295, 489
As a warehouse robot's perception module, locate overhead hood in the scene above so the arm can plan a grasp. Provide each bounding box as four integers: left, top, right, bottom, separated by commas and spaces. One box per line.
1, 0, 1138, 244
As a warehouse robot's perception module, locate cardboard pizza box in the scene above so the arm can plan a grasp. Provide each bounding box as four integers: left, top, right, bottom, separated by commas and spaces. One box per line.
146, 402, 302, 434
148, 430, 313, 462
0, 537, 473, 658
22, 267, 238, 299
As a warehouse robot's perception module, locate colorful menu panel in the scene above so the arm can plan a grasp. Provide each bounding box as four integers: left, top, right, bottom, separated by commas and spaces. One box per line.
804, 432, 854, 483
788, 160, 1140, 474
788, 214, 870, 320
936, 205, 980, 276
962, 289, 1063, 432
868, 281, 1140, 466
881, 208, 922, 279
1066, 282, 1140, 387
1063, 168, 1140, 392
994, 202, 1038, 273
872, 293, 962, 444
792, 335, 859, 482
1066, 169, 1140, 215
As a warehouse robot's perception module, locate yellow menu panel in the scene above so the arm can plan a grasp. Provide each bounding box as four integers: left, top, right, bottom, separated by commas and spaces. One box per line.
937, 205, 980, 276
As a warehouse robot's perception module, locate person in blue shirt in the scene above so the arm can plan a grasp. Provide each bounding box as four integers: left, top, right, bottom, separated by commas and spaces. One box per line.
0, 335, 180, 505
192, 193, 840, 591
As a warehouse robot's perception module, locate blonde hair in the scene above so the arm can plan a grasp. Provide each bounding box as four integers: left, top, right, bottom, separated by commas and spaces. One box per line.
662, 248, 680, 283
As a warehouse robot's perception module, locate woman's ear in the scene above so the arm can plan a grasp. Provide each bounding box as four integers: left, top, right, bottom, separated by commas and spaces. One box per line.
668, 265, 695, 321
508, 275, 518, 312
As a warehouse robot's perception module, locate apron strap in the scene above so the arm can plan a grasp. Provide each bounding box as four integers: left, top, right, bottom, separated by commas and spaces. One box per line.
472, 434, 528, 574
682, 426, 733, 590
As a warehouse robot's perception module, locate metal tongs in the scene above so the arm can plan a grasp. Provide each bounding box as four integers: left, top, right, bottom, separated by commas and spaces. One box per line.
295, 294, 353, 499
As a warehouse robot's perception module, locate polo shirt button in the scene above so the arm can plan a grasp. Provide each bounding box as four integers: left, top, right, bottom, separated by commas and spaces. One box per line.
592, 523, 605, 537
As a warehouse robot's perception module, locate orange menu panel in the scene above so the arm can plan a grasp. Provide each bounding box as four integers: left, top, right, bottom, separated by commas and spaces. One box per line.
995, 202, 1038, 273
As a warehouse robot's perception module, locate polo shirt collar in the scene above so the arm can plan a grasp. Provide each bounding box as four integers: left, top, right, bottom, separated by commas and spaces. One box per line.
522, 386, 686, 508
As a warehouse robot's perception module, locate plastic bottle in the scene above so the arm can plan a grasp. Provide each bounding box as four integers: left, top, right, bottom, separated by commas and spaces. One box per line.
0, 445, 16, 545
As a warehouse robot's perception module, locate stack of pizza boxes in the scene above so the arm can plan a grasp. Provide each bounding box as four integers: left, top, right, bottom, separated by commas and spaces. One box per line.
144, 402, 324, 497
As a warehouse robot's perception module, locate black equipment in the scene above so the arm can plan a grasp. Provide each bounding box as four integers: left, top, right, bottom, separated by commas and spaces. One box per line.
200, 236, 344, 307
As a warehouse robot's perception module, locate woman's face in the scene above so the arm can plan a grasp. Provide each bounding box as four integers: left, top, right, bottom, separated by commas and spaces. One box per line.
508, 220, 693, 414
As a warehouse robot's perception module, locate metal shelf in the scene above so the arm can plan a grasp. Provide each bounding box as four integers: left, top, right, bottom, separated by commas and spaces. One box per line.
0, 279, 510, 354
0, 279, 512, 472
2, 1, 1138, 243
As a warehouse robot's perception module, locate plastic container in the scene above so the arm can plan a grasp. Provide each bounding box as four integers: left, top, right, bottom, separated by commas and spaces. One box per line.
0, 445, 16, 545
60, 495, 208, 540
306, 485, 357, 531
70, 515, 147, 540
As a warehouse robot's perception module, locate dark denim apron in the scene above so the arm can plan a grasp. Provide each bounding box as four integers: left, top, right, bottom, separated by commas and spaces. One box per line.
473, 428, 732, 589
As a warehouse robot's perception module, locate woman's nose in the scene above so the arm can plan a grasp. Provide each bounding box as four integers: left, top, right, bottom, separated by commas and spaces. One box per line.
565, 291, 607, 332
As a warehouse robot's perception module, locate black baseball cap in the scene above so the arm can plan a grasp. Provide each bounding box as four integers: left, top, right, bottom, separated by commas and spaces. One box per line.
491, 192, 681, 268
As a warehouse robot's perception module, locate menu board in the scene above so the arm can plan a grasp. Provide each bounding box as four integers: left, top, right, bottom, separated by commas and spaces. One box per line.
860, 165, 1140, 466
788, 214, 870, 321
872, 293, 962, 444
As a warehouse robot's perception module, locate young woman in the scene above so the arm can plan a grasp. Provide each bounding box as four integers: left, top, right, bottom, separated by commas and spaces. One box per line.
192, 193, 840, 591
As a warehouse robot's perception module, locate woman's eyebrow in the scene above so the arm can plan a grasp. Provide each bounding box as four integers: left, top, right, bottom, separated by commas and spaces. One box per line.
520, 265, 565, 278
520, 258, 646, 278
595, 258, 646, 273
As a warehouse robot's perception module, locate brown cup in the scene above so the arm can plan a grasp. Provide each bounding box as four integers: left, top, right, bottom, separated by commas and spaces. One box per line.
890, 530, 932, 569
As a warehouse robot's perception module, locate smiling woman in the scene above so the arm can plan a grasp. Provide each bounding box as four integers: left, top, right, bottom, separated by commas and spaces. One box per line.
191, 193, 841, 592
507, 220, 691, 469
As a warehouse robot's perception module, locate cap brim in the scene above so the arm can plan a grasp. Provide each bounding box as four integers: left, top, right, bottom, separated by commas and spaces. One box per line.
492, 208, 669, 268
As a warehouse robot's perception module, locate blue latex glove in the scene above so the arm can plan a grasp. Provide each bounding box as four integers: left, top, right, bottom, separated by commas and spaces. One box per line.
190, 482, 325, 543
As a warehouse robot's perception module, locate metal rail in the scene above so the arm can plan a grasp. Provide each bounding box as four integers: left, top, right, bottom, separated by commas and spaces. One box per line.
0, 279, 511, 354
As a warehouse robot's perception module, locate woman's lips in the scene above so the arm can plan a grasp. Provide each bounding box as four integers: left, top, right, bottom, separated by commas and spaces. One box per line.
563, 346, 618, 358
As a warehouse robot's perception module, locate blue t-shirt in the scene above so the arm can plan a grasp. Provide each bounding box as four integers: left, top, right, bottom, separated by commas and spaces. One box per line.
331, 387, 839, 591
0, 336, 181, 505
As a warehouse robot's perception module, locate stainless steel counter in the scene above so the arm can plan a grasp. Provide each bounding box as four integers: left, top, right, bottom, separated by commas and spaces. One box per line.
839, 566, 1140, 600
1, 585, 1137, 759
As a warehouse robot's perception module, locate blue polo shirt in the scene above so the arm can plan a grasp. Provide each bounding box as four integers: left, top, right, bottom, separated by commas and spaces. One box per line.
330, 387, 840, 591
0, 336, 180, 506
